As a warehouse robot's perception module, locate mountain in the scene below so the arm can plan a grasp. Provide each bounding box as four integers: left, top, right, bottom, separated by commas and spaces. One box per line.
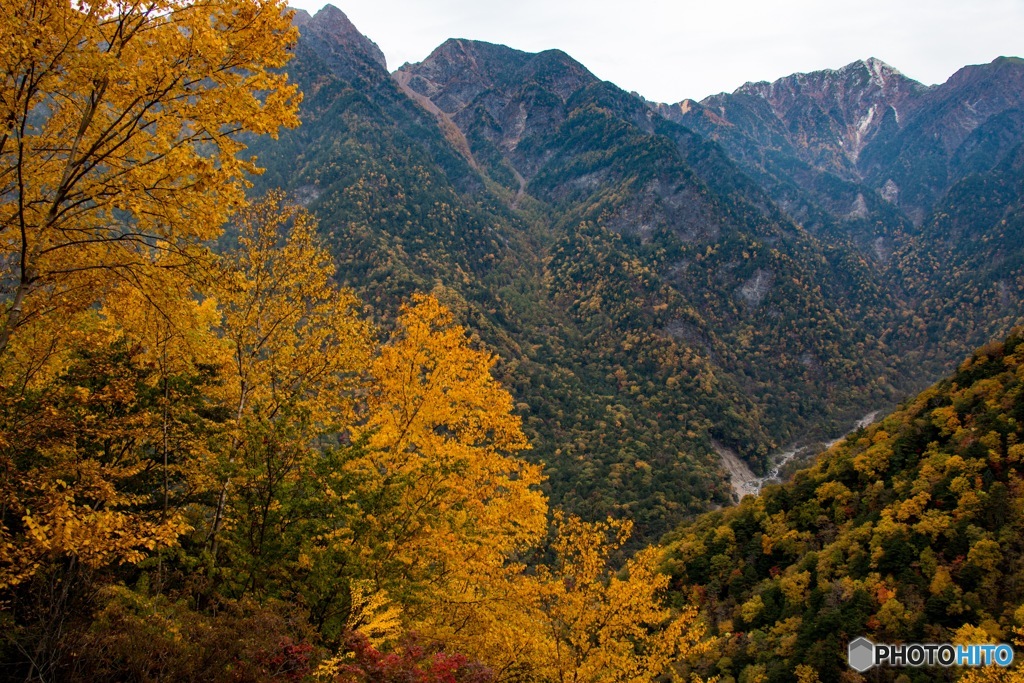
860, 56, 1024, 225
653, 54, 1024, 380
659, 58, 925, 182
652, 59, 921, 249
657, 57, 1024, 252
289, 4, 386, 77
662, 328, 1024, 681
888, 137, 1024, 378
246, 6, 1024, 546
247, 9, 753, 543
396, 36, 898, 443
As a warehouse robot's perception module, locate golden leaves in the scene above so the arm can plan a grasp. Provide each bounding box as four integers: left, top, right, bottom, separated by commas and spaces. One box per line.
531, 514, 710, 683
0, 0, 301, 361
217, 190, 371, 428
342, 294, 545, 592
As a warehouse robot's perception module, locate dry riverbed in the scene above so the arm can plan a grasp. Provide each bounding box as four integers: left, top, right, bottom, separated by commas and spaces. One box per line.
717, 410, 882, 503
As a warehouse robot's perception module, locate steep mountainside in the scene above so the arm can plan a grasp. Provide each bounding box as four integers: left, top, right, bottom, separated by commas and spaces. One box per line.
663, 329, 1024, 682
655, 55, 1024, 387
674, 58, 926, 180
659, 57, 1024, 251
862, 56, 1024, 223
397, 39, 898, 444
653, 59, 925, 245
887, 139, 1024, 377
247, 9, 751, 543
248, 6, 1024, 545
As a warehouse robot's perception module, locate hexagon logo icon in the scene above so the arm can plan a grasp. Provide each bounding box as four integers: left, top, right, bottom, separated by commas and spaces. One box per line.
848, 637, 875, 672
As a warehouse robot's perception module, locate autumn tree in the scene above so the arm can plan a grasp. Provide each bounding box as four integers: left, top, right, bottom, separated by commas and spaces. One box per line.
530, 514, 711, 683
209, 191, 371, 593
0, 0, 300, 368
0, 1, 301, 675
411, 510, 713, 683
304, 295, 548, 654
0, 4, 721, 678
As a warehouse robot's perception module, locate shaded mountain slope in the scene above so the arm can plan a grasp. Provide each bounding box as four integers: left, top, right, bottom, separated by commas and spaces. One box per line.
398, 39, 899, 450
658, 56, 1024, 258
247, 8, 761, 544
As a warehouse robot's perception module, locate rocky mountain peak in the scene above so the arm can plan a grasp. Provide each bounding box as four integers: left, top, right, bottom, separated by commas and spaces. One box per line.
292, 4, 387, 70
399, 39, 594, 114
880, 55, 1024, 169
857, 57, 903, 87
723, 58, 928, 166
937, 55, 1024, 98
734, 57, 926, 111
394, 39, 602, 181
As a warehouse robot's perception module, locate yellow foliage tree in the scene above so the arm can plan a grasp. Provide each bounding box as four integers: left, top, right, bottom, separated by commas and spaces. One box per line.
0, 0, 300, 364
0, 325, 199, 589
208, 192, 372, 578
417, 512, 713, 683
530, 513, 711, 683
347, 294, 546, 604
0, 0, 300, 589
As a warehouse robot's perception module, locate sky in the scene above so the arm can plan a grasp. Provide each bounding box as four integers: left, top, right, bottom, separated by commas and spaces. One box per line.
285, 0, 1024, 103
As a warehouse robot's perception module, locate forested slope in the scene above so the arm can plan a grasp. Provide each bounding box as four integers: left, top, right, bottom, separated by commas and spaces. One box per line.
663, 329, 1024, 682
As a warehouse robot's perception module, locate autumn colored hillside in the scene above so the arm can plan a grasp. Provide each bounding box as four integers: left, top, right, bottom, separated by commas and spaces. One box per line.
0, 1, 708, 681
663, 330, 1024, 682
246, 7, 1024, 550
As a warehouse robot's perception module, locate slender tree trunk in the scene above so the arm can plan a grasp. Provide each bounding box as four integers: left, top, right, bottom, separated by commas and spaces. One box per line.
0, 279, 29, 358
158, 344, 170, 591
209, 381, 247, 560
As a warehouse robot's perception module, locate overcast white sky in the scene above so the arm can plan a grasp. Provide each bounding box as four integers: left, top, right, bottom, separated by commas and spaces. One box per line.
286, 0, 1024, 103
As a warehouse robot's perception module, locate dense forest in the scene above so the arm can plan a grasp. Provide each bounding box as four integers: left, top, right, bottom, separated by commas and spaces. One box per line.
245, 8, 1024, 549
4, 0, 1024, 681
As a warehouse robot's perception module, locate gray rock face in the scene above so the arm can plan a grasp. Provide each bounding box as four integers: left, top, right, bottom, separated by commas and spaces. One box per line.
397, 39, 596, 169
732, 58, 927, 168
880, 179, 899, 204
291, 4, 387, 75
736, 269, 774, 308
653, 55, 1024, 241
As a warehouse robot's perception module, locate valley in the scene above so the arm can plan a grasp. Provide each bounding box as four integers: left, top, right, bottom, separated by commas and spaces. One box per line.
717, 410, 883, 502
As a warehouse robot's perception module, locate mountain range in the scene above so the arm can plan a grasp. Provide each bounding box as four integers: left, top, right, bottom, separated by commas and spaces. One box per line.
247, 5, 1024, 545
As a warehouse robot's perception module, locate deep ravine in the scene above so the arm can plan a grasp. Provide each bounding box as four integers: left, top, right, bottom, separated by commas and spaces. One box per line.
717, 410, 882, 503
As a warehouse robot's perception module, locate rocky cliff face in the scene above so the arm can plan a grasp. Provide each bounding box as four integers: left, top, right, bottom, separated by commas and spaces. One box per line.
734, 58, 925, 168
289, 5, 388, 84
656, 59, 926, 182
658, 56, 1024, 229
397, 40, 600, 182
861, 56, 1024, 222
